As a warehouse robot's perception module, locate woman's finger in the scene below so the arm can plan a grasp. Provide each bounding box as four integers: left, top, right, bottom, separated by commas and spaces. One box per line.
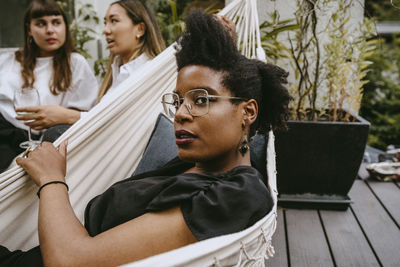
24, 120, 44, 127
16, 113, 39, 121
15, 156, 26, 167
58, 140, 68, 158
15, 106, 41, 113
31, 125, 45, 130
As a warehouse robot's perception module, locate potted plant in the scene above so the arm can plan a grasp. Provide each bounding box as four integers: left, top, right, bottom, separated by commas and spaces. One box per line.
261, 0, 376, 209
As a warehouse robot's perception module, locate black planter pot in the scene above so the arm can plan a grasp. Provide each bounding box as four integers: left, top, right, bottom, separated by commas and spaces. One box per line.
275, 115, 370, 210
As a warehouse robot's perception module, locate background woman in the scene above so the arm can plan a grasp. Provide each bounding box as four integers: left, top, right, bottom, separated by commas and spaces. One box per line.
42, 0, 167, 143
97, 0, 165, 101
0, 0, 98, 171
0, 10, 290, 266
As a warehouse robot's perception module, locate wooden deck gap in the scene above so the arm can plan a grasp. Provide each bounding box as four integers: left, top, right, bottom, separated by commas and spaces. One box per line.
317, 210, 337, 267
349, 206, 383, 267
365, 180, 400, 229
394, 181, 400, 189
283, 210, 291, 267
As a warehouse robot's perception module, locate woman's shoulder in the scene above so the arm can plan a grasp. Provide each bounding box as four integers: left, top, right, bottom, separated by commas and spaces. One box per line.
209, 165, 268, 196
70, 52, 88, 64
178, 166, 272, 240
0, 51, 17, 64
69, 52, 94, 77
0, 51, 19, 73
188, 165, 265, 187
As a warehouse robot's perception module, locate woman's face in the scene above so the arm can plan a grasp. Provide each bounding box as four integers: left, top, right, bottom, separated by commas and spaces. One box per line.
174, 65, 245, 165
103, 3, 145, 63
29, 15, 66, 57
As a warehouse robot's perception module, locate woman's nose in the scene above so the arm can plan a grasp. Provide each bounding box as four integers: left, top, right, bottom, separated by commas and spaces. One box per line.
103, 23, 110, 35
46, 24, 55, 34
174, 103, 193, 123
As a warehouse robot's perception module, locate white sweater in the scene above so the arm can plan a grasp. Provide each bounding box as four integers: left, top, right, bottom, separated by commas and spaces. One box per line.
0, 52, 98, 131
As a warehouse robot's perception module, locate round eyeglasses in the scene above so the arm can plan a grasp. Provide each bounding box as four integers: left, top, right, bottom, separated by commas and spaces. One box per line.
161, 88, 247, 118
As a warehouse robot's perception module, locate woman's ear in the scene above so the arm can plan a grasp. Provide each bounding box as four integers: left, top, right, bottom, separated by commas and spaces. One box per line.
242, 99, 258, 125
136, 22, 146, 38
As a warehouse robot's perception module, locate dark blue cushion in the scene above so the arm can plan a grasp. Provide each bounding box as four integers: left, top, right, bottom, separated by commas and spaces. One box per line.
42, 124, 71, 143
133, 114, 177, 175
250, 133, 267, 180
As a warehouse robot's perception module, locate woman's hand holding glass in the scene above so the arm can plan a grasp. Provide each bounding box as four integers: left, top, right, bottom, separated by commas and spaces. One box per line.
15, 105, 81, 130
13, 87, 43, 149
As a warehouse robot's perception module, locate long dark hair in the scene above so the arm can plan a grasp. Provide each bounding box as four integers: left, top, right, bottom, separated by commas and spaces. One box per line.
15, 0, 74, 95
175, 10, 291, 135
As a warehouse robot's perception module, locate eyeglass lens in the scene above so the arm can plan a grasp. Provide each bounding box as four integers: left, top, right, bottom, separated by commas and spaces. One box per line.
162, 89, 210, 117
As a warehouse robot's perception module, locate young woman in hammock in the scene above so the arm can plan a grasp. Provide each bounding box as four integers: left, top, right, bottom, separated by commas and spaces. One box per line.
0, 10, 290, 266
0, 0, 98, 172
42, 0, 166, 142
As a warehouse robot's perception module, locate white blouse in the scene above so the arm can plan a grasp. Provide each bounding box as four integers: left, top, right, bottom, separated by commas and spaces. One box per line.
0, 52, 98, 131
106, 53, 151, 97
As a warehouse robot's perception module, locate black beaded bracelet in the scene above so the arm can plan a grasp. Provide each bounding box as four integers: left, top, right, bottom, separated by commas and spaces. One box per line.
37, 181, 69, 198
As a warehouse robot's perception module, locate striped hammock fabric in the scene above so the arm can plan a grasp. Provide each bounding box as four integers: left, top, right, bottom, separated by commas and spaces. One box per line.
0, 1, 278, 265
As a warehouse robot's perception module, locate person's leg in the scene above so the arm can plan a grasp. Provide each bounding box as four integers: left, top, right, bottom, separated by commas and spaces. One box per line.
0, 245, 43, 266
0, 114, 27, 172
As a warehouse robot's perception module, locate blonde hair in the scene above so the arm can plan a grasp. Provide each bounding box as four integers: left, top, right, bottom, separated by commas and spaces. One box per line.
97, 0, 165, 102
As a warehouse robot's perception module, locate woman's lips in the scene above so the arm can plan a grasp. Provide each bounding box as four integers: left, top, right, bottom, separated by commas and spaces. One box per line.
175, 130, 197, 145
106, 38, 115, 48
46, 38, 57, 44
107, 41, 115, 48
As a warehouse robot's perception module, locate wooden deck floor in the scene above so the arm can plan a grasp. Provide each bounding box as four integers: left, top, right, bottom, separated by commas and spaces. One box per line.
268, 179, 400, 267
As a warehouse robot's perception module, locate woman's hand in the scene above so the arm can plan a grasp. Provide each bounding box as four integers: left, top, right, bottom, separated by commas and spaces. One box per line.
15, 105, 81, 130
16, 141, 68, 186
213, 14, 236, 38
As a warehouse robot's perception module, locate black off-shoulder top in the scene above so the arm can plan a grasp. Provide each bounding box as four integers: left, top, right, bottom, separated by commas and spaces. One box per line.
84, 157, 273, 240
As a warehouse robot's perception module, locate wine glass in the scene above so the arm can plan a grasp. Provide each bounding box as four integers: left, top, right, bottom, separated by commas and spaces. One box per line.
13, 87, 42, 149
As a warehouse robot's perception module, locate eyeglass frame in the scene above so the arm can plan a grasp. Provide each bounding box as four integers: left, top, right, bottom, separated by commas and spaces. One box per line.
161, 88, 248, 118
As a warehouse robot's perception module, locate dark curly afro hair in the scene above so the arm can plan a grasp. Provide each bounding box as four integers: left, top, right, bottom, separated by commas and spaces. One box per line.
175, 10, 291, 134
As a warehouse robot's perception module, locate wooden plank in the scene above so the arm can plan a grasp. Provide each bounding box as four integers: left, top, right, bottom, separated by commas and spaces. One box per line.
286, 209, 334, 267
349, 180, 400, 267
320, 209, 380, 266
366, 180, 400, 225
266, 208, 288, 266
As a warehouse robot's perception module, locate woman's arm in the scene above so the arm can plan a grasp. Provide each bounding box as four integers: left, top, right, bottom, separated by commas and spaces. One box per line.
15, 105, 81, 130
16, 142, 196, 266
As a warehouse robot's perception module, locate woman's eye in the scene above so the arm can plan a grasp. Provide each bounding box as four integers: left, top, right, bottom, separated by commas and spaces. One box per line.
172, 99, 181, 109
111, 19, 118, 23
53, 20, 61, 25
36, 21, 46, 27
194, 96, 208, 105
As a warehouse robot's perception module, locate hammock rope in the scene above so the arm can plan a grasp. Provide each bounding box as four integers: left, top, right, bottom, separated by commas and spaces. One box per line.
0, 2, 277, 265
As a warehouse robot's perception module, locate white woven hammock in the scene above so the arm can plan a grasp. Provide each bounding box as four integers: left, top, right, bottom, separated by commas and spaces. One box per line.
0, 0, 278, 265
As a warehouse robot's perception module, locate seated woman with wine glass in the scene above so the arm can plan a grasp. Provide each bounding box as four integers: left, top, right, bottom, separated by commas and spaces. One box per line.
0, 0, 98, 172
0, 10, 290, 266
